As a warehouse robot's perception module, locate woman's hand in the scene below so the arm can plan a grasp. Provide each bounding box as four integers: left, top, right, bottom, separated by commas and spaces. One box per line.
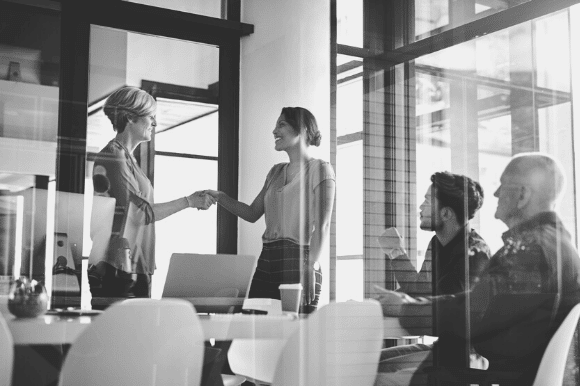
305, 264, 316, 305
186, 191, 216, 210
203, 189, 221, 202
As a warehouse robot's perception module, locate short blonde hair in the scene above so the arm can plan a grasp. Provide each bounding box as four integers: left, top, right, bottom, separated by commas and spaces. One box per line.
103, 86, 156, 133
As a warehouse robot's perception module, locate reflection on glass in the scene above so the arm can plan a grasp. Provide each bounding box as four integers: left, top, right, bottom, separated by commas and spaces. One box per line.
415, 0, 532, 41
0, 5, 60, 297
415, 0, 449, 38
85, 26, 220, 306
413, 9, 575, 254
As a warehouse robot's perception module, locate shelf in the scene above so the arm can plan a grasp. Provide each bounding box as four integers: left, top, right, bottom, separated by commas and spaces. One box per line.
0, 79, 59, 143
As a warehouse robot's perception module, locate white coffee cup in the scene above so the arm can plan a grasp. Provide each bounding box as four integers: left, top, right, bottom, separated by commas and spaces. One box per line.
279, 283, 303, 313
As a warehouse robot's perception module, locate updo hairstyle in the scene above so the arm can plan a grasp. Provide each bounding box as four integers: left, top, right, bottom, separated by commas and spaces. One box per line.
103, 86, 156, 133
281, 107, 322, 147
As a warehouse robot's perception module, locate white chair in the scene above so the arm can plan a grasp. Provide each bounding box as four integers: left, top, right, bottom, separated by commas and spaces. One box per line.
421, 302, 580, 386
229, 300, 384, 386
58, 298, 204, 386
532, 302, 580, 386
0, 312, 14, 386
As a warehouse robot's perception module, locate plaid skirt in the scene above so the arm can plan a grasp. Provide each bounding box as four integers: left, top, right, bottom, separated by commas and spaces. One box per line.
248, 240, 322, 314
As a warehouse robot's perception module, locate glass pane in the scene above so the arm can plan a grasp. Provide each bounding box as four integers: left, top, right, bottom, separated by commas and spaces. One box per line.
85, 25, 220, 306
336, 141, 363, 258
354, 6, 580, 373
337, 0, 363, 47
124, 0, 222, 19
337, 55, 363, 137
415, 0, 532, 41
415, 0, 449, 38
0, 5, 60, 295
336, 259, 364, 302
153, 156, 217, 299
412, 11, 575, 250
155, 103, 218, 157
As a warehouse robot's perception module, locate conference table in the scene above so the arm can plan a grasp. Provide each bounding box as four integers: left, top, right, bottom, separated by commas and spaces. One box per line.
5, 303, 430, 386
6, 310, 424, 345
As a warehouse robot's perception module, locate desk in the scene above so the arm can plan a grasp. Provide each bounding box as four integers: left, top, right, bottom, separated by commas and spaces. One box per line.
6, 313, 416, 345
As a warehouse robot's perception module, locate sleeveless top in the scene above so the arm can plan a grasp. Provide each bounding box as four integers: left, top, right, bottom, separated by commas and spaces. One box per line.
262, 158, 335, 245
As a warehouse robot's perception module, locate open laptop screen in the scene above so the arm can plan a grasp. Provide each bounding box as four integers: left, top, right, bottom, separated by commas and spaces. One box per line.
162, 253, 257, 299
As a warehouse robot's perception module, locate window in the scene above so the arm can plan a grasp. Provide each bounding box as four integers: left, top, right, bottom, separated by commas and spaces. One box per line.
0, 0, 252, 308
333, 0, 580, 301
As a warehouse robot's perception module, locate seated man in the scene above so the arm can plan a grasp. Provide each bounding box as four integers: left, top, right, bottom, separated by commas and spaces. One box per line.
378, 172, 491, 374
378, 153, 580, 385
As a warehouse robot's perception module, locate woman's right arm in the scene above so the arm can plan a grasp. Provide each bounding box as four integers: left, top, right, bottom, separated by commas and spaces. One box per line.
206, 186, 266, 223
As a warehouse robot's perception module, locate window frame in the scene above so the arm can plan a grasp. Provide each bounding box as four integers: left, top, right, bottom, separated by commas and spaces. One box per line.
56, 0, 253, 266
332, 0, 580, 298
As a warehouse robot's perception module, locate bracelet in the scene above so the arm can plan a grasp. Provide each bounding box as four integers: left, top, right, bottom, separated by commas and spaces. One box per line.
185, 196, 194, 208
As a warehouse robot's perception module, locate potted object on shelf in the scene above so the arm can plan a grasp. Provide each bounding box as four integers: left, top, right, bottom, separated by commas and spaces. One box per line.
8, 277, 48, 318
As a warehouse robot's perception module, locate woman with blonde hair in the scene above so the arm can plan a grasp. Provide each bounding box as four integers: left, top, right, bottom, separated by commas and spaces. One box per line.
88, 86, 214, 300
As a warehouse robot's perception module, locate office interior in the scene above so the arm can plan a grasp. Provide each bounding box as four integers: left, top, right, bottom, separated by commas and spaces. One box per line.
1, 0, 580, 384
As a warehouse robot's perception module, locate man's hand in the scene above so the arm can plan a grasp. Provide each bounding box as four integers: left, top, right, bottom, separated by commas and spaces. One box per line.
374, 285, 425, 316
377, 227, 406, 259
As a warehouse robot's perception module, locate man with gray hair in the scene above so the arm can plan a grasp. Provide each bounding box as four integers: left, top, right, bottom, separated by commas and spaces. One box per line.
378, 152, 580, 385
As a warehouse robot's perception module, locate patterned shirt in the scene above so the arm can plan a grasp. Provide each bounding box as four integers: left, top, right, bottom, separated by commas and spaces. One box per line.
404, 212, 580, 381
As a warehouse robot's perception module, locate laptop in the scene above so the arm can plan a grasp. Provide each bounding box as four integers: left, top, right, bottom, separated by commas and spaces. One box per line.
162, 253, 258, 313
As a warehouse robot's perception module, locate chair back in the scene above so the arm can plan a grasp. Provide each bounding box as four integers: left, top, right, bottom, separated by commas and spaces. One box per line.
59, 298, 204, 386
532, 303, 580, 386
0, 312, 13, 386
272, 300, 384, 386
227, 298, 286, 384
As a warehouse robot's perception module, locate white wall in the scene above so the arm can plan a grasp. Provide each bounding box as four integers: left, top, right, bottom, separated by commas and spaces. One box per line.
239, 0, 331, 302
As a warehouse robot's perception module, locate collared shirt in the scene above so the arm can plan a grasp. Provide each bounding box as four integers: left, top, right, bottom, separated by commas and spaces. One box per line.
91, 139, 156, 274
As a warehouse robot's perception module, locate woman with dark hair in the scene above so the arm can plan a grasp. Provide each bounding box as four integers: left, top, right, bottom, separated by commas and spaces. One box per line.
88, 86, 215, 301
205, 107, 335, 313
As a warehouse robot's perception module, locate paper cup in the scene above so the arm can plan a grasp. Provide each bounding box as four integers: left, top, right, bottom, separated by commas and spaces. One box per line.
279, 283, 303, 313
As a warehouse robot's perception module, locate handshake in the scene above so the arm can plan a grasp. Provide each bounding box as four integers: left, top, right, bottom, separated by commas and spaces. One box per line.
185, 190, 219, 210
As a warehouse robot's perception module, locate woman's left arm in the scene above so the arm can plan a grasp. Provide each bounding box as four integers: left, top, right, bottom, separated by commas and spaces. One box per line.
306, 179, 336, 303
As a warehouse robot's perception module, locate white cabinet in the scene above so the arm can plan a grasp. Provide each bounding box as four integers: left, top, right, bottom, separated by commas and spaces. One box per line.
0, 79, 58, 142
0, 79, 58, 179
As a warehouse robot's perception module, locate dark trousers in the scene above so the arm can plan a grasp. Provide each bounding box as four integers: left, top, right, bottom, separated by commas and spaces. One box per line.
248, 240, 322, 314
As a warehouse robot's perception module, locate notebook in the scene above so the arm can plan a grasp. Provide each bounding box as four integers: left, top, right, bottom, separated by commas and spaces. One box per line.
162, 253, 258, 313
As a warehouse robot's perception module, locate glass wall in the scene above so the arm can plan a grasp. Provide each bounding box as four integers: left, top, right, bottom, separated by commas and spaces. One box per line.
0, 3, 60, 294
0, 0, 245, 310
85, 26, 220, 302
335, 0, 580, 303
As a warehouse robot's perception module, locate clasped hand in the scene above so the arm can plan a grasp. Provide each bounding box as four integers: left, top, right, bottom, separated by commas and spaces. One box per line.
186, 191, 216, 210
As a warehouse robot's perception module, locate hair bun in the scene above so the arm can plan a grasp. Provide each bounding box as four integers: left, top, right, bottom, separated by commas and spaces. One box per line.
311, 131, 322, 147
